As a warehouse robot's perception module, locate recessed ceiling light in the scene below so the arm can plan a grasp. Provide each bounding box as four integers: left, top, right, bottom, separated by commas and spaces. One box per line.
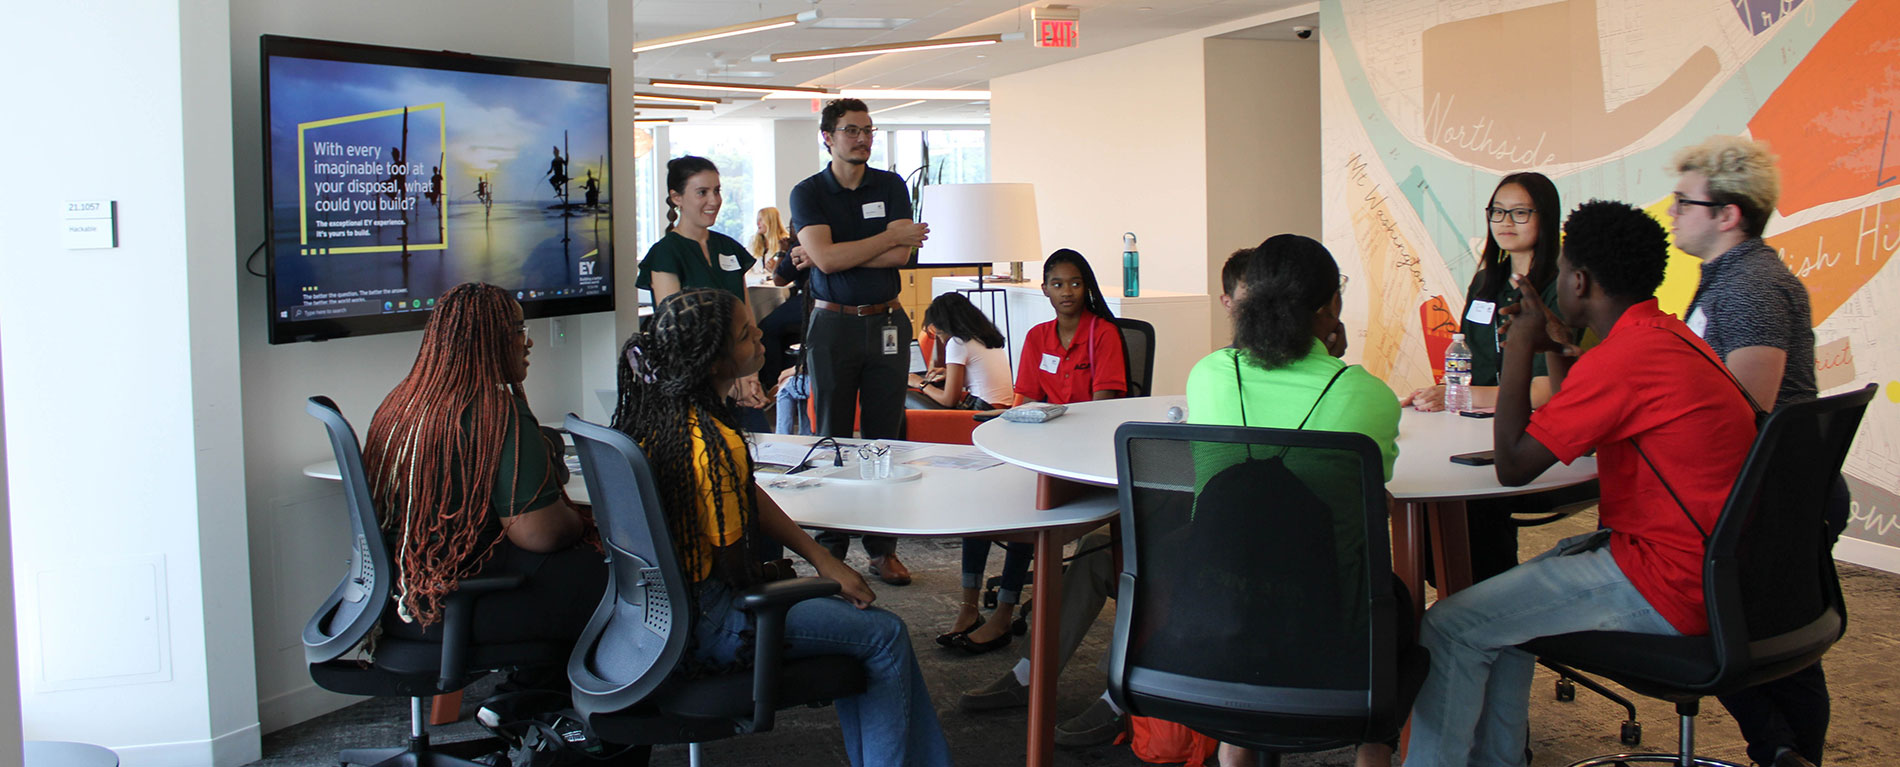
762, 88, 991, 100
630, 10, 821, 54
811, 17, 912, 30
870, 100, 927, 115
764, 33, 1013, 63
646, 77, 833, 95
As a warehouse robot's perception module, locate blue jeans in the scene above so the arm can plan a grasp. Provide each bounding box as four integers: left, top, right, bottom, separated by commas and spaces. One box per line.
961, 539, 1032, 605
1403, 530, 1682, 767
691, 581, 952, 767
776, 373, 811, 435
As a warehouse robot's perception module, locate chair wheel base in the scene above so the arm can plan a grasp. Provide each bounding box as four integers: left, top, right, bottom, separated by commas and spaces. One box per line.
1619, 721, 1642, 746
1563, 753, 1746, 767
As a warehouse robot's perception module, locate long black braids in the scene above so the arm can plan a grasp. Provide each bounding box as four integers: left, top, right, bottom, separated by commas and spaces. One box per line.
611, 289, 765, 591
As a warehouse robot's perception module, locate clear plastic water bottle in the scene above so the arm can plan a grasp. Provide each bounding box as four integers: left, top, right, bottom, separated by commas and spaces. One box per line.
1444, 333, 1473, 414
1122, 232, 1140, 297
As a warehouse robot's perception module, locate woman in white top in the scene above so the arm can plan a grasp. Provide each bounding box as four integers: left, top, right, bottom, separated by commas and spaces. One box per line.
907, 292, 1012, 410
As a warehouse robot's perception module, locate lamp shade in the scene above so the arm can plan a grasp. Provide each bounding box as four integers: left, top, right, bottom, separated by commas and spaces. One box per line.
917, 183, 1041, 267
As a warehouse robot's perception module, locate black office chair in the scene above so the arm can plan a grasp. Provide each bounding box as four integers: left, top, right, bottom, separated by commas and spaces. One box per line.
303, 396, 564, 767
1522, 383, 1876, 767
1113, 317, 1157, 397
562, 414, 867, 767
1107, 423, 1428, 766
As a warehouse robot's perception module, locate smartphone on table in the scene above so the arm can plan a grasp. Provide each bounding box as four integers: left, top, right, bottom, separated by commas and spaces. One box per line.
1449, 450, 1496, 466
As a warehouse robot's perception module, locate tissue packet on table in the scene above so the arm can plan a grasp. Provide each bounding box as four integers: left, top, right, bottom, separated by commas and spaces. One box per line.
1000, 403, 1068, 423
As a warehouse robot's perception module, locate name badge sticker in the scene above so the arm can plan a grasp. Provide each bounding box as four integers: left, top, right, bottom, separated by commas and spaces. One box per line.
1466, 300, 1497, 325
882, 325, 901, 355
1686, 308, 1709, 337
718, 253, 742, 271
862, 201, 886, 219
1040, 353, 1061, 374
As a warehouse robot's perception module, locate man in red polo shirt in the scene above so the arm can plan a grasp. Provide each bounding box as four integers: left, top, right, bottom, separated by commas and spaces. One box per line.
1401, 200, 1757, 767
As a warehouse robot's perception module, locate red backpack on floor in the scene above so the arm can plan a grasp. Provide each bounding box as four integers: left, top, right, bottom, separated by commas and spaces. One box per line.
1117, 715, 1220, 765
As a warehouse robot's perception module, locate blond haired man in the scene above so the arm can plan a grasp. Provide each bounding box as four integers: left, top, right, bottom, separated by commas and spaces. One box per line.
1671, 135, 1836, 767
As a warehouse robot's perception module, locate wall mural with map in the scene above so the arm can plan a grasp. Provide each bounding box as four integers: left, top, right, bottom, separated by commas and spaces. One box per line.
1318, 0, 1900, 564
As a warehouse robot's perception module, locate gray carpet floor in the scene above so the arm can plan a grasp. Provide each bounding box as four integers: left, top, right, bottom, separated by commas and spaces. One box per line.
253, 512, 1900, 766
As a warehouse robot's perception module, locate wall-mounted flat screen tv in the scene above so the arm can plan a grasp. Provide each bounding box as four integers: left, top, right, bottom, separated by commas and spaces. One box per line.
262, 35, 613, 343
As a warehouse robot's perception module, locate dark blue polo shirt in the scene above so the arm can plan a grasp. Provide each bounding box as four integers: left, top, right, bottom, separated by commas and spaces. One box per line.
788, 165, 912, 305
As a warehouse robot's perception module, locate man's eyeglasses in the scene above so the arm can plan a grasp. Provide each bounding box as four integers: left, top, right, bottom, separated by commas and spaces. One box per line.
1671, 193, 1728, 211
1339, 273, 1350, 292
832, 126, 877, 140
1486, 206, 1535, 224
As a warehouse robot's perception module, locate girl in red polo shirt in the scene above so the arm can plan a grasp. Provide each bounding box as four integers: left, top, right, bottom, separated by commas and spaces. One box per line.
1014, 249, 1128, 405
937, 250, 1129, 654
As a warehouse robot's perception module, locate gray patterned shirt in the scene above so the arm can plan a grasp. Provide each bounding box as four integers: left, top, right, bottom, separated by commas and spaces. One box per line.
1684, 238, 1817, 408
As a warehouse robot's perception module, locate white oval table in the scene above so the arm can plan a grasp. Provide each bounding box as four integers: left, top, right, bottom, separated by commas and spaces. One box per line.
972, 396, 1599, 621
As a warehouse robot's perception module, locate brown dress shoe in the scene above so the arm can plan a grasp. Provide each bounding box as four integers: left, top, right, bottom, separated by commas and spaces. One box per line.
868, 554, 912, 586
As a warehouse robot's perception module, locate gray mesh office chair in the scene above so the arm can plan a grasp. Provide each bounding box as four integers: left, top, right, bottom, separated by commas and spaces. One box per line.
563, 414, 866, 767
303, 396, 562, 767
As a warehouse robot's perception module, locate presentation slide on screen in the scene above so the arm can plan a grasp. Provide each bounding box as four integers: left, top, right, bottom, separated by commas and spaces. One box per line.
268, 56, 610, 323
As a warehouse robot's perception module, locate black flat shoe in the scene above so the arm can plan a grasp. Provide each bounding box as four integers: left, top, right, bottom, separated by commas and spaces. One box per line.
953, 630, 1013, 655
936, 615, 985, 648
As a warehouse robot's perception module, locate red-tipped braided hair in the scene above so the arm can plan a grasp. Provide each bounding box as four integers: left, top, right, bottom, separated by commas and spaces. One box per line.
364, 283, 540, 626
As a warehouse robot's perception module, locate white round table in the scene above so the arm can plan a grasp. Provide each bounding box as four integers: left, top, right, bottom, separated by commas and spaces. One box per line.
972, 395, 1596, 499
972, 396, 1600, 615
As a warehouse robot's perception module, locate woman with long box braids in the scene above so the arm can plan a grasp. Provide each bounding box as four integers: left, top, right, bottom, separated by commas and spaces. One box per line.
365, 282, 605, 647
611, 289, 952, 767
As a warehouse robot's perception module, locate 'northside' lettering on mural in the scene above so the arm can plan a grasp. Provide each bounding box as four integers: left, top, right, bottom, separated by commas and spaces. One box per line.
1423, 93, 1558, 167
1347, 153, 1428, 291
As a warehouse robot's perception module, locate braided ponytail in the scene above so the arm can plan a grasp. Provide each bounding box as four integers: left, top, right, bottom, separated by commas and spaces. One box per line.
365, 283, 547, 626
612, 289, 763, 587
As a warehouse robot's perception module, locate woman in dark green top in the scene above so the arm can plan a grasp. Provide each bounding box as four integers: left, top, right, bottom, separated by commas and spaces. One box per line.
639, 156, 768, 408
636, 155, 756, 304
1403, 172, 1565, 411
1401, 172, 1584, 583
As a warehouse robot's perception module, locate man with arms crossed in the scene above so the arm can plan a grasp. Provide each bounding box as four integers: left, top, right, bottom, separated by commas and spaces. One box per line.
1671, 134, 1835, 767
788, 98, 929, 584
1402, 200, 1757, 767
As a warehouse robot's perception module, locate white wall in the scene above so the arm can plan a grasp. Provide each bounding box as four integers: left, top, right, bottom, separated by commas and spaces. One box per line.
225, 0, 619, 731
991, 34, 1210, 299
0, 1, 258, 763
774, 119, 822, 218
1203, 38, 1321, 343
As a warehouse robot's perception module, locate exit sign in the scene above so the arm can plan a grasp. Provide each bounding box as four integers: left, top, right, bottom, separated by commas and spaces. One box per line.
1036, 19, 1077, 48
1032, 6, 1080, 48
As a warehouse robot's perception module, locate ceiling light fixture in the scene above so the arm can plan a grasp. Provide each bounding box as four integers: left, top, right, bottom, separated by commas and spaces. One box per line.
631, 10, 821, 54
631, 103, 708, 111
634, 118, 683, 125
762, 88, 991, 101
632, 91, 725, 105
764, 33, 1013, 63
646, 77, 834, 95
869, 100, 927, 115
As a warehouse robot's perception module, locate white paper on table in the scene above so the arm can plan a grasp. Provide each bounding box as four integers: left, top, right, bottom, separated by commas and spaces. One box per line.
903, 449, 1003, 471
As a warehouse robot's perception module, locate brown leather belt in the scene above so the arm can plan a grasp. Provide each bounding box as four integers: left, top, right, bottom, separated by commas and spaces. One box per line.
811, 298, 902, 316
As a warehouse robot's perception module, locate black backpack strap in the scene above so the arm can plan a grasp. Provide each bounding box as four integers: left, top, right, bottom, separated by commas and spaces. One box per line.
1630, 438, 1710, 543
1626, 327, 1768, 546
1234, 352, 1352, 460
1296, 366, 1351, 430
